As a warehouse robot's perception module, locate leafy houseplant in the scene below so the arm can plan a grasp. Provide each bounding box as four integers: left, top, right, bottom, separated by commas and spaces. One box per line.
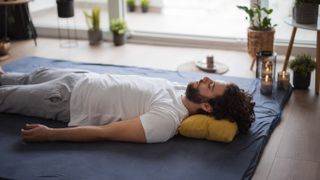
84, 7, 102, 45
289, 53, 317, 89
141, 0, 150, 13
293, 0, 320, 24
237, 4, 277, 70
110, 18, 128, 46
127, 0, 136, 12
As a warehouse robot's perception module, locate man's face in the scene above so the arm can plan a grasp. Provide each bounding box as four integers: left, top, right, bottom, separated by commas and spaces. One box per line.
186, 77, 227, 103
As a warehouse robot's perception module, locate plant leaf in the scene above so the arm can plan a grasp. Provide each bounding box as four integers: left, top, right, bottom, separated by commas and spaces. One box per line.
83, 10, 93, 29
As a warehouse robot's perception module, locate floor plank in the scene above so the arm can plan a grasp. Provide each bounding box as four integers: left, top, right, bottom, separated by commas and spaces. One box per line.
268, 158, 320, 180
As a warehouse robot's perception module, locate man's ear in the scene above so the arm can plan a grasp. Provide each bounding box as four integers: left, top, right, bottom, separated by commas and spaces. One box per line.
200, 103, 213, 113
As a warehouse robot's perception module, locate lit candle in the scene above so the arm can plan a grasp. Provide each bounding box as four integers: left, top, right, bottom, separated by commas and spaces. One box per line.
265, 67, 271, 76
206, 55, 214, 68
277, 71, 290, 90
260, 75, 273, 95
262, 61, 272, 78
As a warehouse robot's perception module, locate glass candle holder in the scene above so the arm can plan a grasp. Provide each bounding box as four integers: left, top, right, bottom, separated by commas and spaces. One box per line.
260, 75, 273, 95
277, 71, 290, 90
256, 51, 277, 81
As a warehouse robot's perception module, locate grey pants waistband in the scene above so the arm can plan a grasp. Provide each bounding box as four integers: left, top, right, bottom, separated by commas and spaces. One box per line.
0, 67, 89, 122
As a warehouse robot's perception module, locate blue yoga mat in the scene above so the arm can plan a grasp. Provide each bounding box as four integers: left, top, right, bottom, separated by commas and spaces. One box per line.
0, 57, 292, 180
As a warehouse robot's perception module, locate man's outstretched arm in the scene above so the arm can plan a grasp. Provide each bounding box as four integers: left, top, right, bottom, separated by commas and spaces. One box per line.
21, 117, 146, 143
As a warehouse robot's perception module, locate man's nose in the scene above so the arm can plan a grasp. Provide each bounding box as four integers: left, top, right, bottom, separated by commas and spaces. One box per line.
202, 77, 210, 82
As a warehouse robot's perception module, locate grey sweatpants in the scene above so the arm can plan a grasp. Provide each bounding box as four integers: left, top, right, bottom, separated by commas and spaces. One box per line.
0, 67, 88, 122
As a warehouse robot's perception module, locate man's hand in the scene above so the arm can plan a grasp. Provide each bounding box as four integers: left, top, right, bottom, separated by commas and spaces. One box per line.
21, 124, 52, 142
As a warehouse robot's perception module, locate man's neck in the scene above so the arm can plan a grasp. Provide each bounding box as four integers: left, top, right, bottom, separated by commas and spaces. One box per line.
181, 95, 201, 115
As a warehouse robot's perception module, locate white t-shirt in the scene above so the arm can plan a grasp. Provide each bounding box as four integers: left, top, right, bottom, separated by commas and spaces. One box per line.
69, 73, 189, 143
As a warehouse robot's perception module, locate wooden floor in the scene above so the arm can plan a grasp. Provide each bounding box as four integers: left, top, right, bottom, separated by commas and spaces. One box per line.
1, 38, 320, 180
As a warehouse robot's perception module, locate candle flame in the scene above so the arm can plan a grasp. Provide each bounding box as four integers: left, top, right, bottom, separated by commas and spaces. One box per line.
282, 71, 286, 79
266, 67, 270, 72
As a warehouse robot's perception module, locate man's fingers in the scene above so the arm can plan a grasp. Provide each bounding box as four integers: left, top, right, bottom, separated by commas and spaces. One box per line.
20, 123, 49, 142
25, 123, 40, 129
21, 126, 36, 132
21, 128, 34, 135
21, 129, 37, 141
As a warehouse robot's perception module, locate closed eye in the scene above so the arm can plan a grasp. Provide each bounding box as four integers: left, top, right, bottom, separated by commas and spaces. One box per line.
210, 82, 215, 91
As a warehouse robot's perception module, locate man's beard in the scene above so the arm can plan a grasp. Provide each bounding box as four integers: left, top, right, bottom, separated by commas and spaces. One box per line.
185, 82, 210, 104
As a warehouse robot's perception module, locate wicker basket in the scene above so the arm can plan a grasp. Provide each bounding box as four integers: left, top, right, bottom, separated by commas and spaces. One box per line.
247, 28, 275, 69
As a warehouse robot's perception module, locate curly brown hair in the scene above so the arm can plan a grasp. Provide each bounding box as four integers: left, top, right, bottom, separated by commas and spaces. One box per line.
196, 83, 255, 134
211, 83, 255, 134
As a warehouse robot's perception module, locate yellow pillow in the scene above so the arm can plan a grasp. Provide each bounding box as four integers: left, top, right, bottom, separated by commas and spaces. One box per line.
178, 114, 238, 143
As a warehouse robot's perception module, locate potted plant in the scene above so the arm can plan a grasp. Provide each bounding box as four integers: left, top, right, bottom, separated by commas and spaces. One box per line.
56, 0, 74, 18
84, 7, 102, 45
293, 0, 320, 24
141, 0, 150, 13
237, 4, 277, 70
127, 0, 136, 12
110, 18, 128, 46
289, 53, 317, 89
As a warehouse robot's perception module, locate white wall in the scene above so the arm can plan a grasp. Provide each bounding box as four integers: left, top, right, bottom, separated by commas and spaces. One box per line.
29, 0, 55, 12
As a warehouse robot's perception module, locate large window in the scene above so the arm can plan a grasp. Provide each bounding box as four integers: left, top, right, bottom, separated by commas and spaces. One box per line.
126, 0, 316, 45
29, 0, 316, 46
127, 0, 250, 39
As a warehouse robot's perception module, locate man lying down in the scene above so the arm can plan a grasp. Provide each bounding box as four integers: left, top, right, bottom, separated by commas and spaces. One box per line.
0, 67, 255, 143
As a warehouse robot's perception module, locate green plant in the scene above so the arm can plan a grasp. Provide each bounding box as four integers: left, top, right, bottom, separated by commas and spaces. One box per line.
237, 4, 277, 31
295, 0, 320, 5
127, 0, 135, 6
110, 18, 128, 35
141, 0, 150, 8
83, 7, 100, 31
289, 53, 317, 76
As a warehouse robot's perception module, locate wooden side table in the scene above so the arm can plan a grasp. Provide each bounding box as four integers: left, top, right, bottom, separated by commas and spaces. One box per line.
282, 17, 320, 94
0, 0, 37, 45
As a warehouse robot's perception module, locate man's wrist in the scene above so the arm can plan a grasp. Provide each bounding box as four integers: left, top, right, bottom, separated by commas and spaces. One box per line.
47, 128, 55, 141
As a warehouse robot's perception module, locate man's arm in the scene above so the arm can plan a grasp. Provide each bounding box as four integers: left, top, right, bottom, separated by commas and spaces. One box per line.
21, 117, 146, 143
